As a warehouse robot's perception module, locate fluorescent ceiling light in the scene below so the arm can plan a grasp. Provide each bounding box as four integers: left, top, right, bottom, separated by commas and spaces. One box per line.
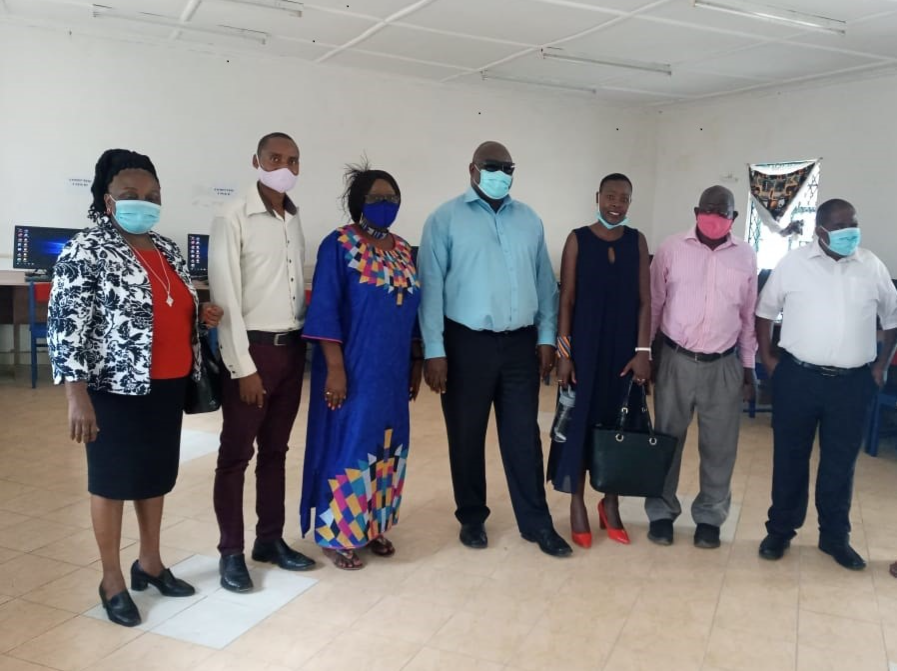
91, 5, 269, 44
481, 71, 596, 95
541, 48, 671, 76
693, 0, 846, 35
215, 0, 303, 17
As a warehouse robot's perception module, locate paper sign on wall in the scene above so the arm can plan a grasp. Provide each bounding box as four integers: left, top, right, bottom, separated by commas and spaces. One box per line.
66, 177, 92, 194
211, 184, 237, 199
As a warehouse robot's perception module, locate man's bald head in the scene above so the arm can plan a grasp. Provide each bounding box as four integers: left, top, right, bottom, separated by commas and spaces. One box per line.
816, 198, 856, 229
472, 141, 512, 164
698, 185, 736, 215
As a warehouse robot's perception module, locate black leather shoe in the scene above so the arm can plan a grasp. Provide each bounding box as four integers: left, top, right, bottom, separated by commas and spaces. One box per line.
219, 553, 254, 592
130, 561, 195, 597
459, 523, 488, 549
521, 527, 573, 557
252, 539, 317, 571
819, 539, 866, 571
694, 524, 721, 549
99, 584, 141, 627
648, 519, 674, 546
759, 534, 790, 560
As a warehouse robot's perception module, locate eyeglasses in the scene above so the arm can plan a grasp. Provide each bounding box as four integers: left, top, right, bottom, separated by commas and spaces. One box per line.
364, 195, 401, 205
478, 161, 516, 176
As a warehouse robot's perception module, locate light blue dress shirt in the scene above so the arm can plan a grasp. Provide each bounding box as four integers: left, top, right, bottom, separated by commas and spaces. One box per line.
418, 187, 559, 359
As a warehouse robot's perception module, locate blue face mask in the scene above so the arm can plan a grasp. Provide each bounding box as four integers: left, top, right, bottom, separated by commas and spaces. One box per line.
821, 227, 861, 257
361, 201, 400, 229
597, 209, 629, 230
476, 167, 513, 200
111, 198, 161, 234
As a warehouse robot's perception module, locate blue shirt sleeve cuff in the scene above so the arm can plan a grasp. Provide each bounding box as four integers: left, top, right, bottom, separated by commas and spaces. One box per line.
424, 340, 446, 359
537, 328, 556, 348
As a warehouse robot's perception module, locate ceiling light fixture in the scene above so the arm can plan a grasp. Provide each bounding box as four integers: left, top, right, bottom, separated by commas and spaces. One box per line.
541, 48, 672, 76
91, 5, 269, 44
215, 0, 303, 17
481, 71, 597, 95
692, 0, 846, 35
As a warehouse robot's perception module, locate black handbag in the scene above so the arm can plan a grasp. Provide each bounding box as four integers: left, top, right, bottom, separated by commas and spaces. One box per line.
588, 378, 677, 498
185, 332, 222, 414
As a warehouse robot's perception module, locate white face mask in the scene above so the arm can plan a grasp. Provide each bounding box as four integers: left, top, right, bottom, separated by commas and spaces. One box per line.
255, 156, 297, 193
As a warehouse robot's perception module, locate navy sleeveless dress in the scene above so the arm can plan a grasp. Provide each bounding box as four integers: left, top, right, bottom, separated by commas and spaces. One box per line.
547, 225, 641, 493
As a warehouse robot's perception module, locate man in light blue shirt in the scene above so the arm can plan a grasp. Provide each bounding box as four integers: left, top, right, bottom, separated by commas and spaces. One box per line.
418, 141, 570, 557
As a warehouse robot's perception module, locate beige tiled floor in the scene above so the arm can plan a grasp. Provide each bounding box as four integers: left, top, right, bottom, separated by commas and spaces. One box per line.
2, 371, 897, 670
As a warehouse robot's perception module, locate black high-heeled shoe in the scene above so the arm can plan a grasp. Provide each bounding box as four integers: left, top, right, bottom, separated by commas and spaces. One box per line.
99, 584, 141, 628
130, 561, 196, 597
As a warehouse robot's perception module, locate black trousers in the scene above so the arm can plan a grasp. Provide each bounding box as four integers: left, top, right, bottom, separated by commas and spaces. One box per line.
441, 320, 553, 535
766, 354, 876, 544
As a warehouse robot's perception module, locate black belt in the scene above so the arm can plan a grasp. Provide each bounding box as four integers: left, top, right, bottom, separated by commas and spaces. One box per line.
783, 351, 867, 377
663, 335, 736, 363
247, 330, 303, 346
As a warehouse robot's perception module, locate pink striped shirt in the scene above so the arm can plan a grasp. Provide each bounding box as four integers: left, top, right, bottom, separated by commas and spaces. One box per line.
650, 229, 758, 368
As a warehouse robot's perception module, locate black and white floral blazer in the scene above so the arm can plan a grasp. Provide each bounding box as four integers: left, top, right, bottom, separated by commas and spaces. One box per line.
48, 219, 202, 395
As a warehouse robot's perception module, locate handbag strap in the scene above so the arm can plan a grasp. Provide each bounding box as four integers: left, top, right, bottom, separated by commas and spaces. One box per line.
614, 377, 637, 430
635, 383, 657, 438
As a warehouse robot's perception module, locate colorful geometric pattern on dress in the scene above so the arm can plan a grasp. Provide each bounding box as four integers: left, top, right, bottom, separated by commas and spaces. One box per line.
337, 226, 419, 305
315, 427, 409, 548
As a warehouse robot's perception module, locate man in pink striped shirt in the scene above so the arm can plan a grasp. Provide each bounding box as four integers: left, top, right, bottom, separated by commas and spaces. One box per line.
646, 185, 758, 549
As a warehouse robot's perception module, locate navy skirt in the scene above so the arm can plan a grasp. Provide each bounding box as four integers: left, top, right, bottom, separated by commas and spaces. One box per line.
86, 377, 187, 500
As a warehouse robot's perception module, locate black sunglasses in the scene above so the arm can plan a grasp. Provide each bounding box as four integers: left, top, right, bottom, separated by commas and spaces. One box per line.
478, 161, 516, 176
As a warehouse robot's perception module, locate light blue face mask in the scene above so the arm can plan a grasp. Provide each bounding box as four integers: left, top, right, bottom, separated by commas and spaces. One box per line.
476, 167, 513, 200
821, 227, 861, 257
597, 209, 629, 230
111, 197, 161, 234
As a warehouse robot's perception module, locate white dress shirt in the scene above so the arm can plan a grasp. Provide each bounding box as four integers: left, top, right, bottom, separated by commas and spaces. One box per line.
209, 183, 306, 378
756, 240, 897, 368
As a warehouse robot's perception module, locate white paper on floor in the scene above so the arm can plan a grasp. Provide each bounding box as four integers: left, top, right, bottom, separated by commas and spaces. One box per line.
83, 554, 317, 649
178, 429, 221, 464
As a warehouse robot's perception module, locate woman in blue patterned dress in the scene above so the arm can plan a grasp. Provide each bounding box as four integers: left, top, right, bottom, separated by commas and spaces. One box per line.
301, 165, 422, 570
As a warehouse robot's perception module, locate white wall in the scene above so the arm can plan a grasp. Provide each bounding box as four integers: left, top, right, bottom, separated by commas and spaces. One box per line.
0, 24, 658, 275
649, 72, 897, 272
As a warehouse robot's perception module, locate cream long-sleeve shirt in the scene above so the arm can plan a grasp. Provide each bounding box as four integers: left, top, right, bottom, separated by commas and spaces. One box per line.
209, 183, 306, 379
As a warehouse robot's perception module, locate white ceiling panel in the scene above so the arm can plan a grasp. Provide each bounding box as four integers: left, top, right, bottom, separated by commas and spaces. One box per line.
793, 12, 897, 60
80, 0, 190, 17
267, 36, 335, 59
557, 0, 675, 11
756, 0, 897, 22
564, 17, 758, 66
400, 0, 618, 45
4, 0, 94, 22
194, 2, 377, 43
359, 25, 524, 70
691, 42, 884, 81
328, 48, 468, 80
624, 69, 765, 97
304, 0, 417, 19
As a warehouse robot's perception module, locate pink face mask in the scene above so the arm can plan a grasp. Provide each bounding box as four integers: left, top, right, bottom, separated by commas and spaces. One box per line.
696, 212, 733, 240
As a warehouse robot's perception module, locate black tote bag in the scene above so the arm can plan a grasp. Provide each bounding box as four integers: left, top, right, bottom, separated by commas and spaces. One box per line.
184, 332, 222, 415
588, 378, 677, 498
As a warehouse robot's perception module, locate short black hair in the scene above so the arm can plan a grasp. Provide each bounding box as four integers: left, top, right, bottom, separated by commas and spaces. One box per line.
599, 173, 633, 192
88, 149, 158, 223
816, 198, 855, 226
257, 132, 296, 156
343, 161, 401, 224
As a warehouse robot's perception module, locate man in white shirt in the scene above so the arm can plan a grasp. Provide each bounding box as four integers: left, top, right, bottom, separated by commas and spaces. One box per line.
756, 198, 897, 570
209, 132, 315, 592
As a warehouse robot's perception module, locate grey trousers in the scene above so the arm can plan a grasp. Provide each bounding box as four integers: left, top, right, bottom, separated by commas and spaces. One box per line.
644, 344, 744, 527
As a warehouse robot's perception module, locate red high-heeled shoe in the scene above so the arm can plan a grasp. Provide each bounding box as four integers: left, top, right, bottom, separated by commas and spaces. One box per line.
598, 499, 630, 545
571, 530, 592, 549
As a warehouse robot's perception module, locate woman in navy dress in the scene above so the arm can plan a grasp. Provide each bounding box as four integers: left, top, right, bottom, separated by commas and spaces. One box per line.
547, 173, 652, 548
301, 165, 422, 570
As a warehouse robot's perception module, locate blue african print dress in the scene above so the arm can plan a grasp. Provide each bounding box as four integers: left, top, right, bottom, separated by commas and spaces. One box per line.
300, 225, 420, 549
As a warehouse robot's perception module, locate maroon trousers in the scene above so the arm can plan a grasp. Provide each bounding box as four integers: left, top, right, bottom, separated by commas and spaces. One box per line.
214, 341, 306, 555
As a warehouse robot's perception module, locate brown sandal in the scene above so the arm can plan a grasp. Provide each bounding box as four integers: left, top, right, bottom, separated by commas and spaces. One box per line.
369, 536, 396, 557
323, 548, 364, 571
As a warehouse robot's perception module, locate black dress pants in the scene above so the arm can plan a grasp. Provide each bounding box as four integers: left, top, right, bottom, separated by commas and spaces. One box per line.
766, 353, 876, 544
441, 319, 553, 535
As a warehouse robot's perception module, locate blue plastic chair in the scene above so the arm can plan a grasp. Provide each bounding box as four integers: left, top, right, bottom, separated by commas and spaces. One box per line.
865, 373, 897, 457
28, 282, 51, 388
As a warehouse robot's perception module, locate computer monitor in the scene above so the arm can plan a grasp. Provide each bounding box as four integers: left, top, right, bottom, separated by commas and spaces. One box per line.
13, 225, 81, 272
187, 234, 209, 278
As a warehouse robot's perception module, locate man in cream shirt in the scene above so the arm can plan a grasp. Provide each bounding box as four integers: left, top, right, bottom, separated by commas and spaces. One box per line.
756, 198, 897, 570
209, 132, 315, 592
